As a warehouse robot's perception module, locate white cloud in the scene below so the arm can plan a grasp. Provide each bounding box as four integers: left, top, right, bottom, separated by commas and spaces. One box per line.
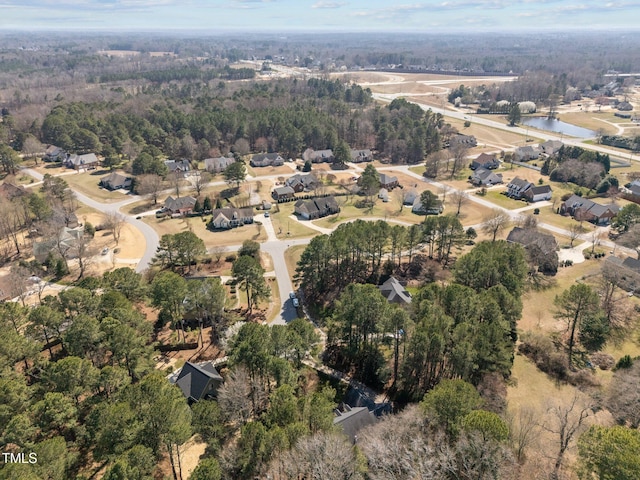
312, 1, 345, 8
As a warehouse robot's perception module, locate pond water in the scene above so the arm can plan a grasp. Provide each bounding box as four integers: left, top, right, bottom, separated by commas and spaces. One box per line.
521, 117, 596, 138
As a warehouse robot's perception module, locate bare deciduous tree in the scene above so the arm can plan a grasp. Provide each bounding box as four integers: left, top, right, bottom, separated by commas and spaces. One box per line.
568, 223, 585, 248
450, 144, 469, 178
71, 232, 96, 280
191, 170, 211, 197
136, 174, 164, 205
267, 432, 363, 480
605, 361, 640, 428
104, 212, 126, 246
540, 394, 593, 480
450, 190, 468, 216
482, 209, 511, 241
217, 367, 266, 426
508, 406, 540, 464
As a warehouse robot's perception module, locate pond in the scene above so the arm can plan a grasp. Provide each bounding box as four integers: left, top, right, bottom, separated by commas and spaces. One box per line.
521, 116, 596, 139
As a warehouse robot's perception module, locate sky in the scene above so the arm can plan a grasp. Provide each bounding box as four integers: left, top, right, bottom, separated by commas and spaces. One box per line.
1, 0, 639, 33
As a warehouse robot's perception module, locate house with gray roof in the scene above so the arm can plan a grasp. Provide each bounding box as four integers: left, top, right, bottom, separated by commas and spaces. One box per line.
604, 256, 640, 294
164, 159, 191, 176
449, 134, 477, 148
523, 185, 552, 202
64, 153, 99, 170
100, 172, 132, 190
333, 406, 377, 443
209, 207, 254, 230
272, 186, 296, 201
204, 156, 235, 173
470, 153, 499, 170
44, 145, 66, 162
164, 196, 197, 215
560, 194, 619, 225
250, 153, 285, 167
515, 145, 542, 162
540, 140, 564, 156
285, 173, 319, 192
379, 173, 399, 190
350, 149, 373, 163
470, 168, 503, 186
507, 227, 559, 274
302, 148, 335, 164
378, 277, 412, 304
294, 196, 340, 220
33, 227, 84, 263
173, 361, 223, 404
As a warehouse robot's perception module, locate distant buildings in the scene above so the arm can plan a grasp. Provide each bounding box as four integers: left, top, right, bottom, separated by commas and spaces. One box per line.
294, 196, 340, 220
250, 153, 285, 167
302, 148, 334, 164
204, 156, 235, 173
64, 153, 99, 170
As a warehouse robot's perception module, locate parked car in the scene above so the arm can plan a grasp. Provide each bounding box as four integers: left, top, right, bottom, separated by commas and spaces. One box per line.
264, 212, 270, 218
101, 247, 109, 255
292, 298, 300, 308
289, 292, 296, 300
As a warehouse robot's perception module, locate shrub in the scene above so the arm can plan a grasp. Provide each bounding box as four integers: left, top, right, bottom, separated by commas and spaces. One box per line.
225, 254, 237, 263
615, 355, 633, 370
533, 208, 540, 215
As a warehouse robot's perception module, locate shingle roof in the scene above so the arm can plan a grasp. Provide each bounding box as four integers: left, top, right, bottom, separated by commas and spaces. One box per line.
506, 227, 557, 255
175, 361, 223, 402
333, 406, 377, 443
165, 196, 197, 212
378, 276, 412, 304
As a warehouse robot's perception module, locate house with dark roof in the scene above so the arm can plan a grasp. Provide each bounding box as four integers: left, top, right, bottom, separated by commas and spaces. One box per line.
622, 180, 640, 203
378, 277, 412, 304
164, 196, 197, 215
294, 196, 340, 220
64, 153, 99, 170
285, 173, 319, 193
164, 160, 191, 176
507, 227, 559, 274
44, 145, 66, 162
334, 406, 377, 443
603, 256, 640, 293
560, 194, 619, 225
379, 173, 399, 190
302, 148, 335, 164
173, 361, 223, 404
515, 145, 542, 162
209, 208, 254, 229
470, 168, 503, 186
250, 153, 285, 167
470, 153, 499, 170
99, 172, 132, 190
350, 149, 373, 163
272, 186, 296, 201
204, 156, 235, 173
506, 177, 532, 199
411, 196, 444, 215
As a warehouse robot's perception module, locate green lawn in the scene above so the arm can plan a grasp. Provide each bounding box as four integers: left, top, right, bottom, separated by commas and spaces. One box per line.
270, 203, 319, 239
483, 189, 527, 210
63, 170, 128, 203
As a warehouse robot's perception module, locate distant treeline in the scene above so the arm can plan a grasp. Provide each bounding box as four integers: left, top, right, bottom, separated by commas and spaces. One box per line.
93, 66, 255, 83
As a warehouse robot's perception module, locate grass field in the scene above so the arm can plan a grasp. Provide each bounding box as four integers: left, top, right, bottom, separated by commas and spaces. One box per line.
270, 203, 318, 239
483, 189, 527, 209
284, 244, 307, 287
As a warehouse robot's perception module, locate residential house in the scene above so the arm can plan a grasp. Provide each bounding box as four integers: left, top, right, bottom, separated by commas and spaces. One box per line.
514, 145, 542, 162
272, 186, 296, 201
164, 196, 197, 215
506, 178, 553, 202
350, 149, 373, 163
378, 188, 389, 202
470, 168, 503, 186
449, 134, 477, 148
0, 182, 27, 201
64, 153, 99, 170
33, 227, 84, 262
285, 173, 319, 193
172, 361, 223, 404
333, 406, 377, 443
204, 156, 235, 173
378, 277, 412, 304
164, 159, 191, 176
470, 153, 499, 170
250, 153, 285, 167
506, 177, 533, 199
603, 256, 640, 293
523, 185, 553, 203
560, 194, 619, 225
99, 172, 132, 190
403, 190, 418, 206
302, 148, 334, 164
294, 196, 340, 220
540, 140, 564, 156
44, 145, 66, 162
506, 227, 559, 274
379, 173, 399, 190
209, 207, 254, 229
